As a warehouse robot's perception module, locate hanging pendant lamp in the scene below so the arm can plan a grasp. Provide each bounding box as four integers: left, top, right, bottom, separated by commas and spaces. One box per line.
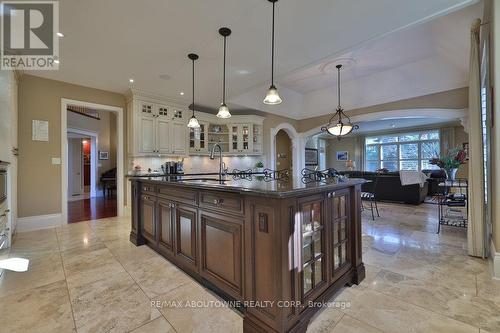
187, 53, 200, 128
321, 65, 358, 139
263, 0, 282, 105
217, 27, 232, 119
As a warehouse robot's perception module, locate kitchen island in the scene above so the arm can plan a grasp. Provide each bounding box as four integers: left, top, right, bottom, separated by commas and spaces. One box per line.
129, 176, 365, 332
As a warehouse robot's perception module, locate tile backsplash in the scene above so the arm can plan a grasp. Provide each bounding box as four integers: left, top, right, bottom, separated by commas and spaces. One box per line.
130, 156, 263, 174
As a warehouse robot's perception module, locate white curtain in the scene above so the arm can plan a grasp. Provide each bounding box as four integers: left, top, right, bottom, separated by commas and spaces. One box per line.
439, 127, 455, 154
467, 19, 485, 258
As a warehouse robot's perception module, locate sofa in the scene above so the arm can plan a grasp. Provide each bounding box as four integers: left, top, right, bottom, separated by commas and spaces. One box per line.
339, 171, 428, 205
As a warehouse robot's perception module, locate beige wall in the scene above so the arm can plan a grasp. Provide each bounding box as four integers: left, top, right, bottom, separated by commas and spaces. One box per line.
325, 137, 360, 171
297, 88, 468, 133
454, 126, 469, 179
68, 111, 117, 177
18, 75, 125, 218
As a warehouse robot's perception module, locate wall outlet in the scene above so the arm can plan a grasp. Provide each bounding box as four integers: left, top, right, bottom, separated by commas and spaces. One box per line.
51, 157, 61, 165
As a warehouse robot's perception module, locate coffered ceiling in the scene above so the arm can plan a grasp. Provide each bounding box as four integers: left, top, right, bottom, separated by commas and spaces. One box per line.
27, 0, 480, 120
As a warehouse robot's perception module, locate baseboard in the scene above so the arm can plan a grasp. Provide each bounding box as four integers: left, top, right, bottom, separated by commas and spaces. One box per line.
16, 214, 62, 232
490, 240, 500, 280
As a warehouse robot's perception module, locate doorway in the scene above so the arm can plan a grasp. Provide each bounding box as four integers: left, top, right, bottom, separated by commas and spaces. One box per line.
275, 130, 293, 171
67, 135, 92, 200
64, 103, 119, 223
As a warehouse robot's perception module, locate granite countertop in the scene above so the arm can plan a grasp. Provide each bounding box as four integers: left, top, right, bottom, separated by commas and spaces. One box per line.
129, 175, 366, 198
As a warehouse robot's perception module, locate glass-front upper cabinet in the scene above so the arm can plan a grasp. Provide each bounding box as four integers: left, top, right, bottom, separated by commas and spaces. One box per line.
299, 197, 325, 298
229, 124, 253, 154
329, 189, 351, 277
189, 122, 208, 154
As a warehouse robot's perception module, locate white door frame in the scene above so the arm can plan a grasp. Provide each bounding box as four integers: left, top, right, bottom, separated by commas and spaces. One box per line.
61, 99, 125, 223
67, 128, 98, 198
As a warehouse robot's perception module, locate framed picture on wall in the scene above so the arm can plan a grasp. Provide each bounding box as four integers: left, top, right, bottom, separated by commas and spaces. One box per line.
99, 151, 109, 160
305, 148, 318, 166
336, 151, 349, 161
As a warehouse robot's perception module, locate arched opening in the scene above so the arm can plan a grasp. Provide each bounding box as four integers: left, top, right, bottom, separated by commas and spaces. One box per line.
270, 122, 304, 179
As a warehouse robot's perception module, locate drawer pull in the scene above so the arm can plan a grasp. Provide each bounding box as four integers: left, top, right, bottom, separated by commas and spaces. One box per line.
213, 198, 224, 206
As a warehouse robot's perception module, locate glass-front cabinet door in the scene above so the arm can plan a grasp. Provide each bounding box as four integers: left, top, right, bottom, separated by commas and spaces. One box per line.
299, 196, 326, 299
229, 124, 253, 154
328, 189, 351, 277
189, 122, 208, 154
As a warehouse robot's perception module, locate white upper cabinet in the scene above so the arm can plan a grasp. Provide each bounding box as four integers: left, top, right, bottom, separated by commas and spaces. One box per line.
139, 116, 156, 153
127, 92, 188, 157
126, 90, 264, 158
229, 124, 253, 154
189, 121, 209, 154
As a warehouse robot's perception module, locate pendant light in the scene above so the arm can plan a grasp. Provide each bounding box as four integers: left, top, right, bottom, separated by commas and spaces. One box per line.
263, 0, 282, 105
187, 53, 200, 128
321, 65, 358, 138
217, 27, 232, 119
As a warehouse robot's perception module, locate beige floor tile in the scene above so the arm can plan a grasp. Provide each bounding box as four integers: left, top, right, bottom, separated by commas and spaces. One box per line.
62, 247, 126, 288
307, 307, 344, 332
123, 255, 194, 298
476, 271, 500, 305
154, 282, 243, 333
68, 270, 160, 333
0, 280, 75, 333
343, 289, 479, 333
0, 251, 65, 297
129, 316, 176, 333
106, 240, 158, 265
370, 269, 500, 331
331, 315, 384, 333
12, 228, 59, 253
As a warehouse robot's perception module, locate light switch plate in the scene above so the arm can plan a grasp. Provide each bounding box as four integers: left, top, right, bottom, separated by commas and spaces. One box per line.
51, 157, 61, 165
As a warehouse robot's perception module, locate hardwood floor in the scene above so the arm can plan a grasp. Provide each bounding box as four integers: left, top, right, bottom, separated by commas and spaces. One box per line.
67, 196, 117, 223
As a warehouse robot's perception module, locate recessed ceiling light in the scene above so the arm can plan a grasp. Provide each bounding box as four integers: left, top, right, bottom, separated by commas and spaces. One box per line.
129, 78, 134, 83
57, 32, 64, 37
180, 92, 184, 95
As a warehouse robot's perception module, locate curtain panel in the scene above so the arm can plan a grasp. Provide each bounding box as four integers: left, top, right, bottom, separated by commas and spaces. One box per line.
467, 19, 485, 258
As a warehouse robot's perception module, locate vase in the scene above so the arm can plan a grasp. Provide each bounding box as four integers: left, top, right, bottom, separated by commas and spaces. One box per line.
445, 168, 458, 180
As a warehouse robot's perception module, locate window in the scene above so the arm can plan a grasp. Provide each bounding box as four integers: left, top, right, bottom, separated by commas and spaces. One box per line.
365, 130, 440, 172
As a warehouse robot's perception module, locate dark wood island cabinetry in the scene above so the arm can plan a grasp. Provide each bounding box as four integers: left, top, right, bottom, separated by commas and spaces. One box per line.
130, 177, 365, 332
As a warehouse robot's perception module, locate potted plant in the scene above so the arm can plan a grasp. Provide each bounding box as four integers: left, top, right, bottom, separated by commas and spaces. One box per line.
255, 161, 264, 173
429, 147, 467, 180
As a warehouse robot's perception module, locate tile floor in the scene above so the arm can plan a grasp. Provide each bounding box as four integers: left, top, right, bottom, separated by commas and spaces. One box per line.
0, 202, 498, 333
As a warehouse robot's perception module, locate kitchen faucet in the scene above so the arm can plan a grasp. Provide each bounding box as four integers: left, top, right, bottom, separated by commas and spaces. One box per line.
210, 143, 227, 182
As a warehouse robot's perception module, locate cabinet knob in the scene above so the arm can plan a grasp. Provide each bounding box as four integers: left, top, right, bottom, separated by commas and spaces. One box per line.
213, 198, 224, 206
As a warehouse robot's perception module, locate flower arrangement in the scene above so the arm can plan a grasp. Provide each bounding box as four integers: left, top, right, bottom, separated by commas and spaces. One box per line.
429, 147, 467, 179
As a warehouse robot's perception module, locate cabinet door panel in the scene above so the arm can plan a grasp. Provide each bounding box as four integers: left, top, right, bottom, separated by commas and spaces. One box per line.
328, 189, 352, 278
200, 212, 242, 298
141, 195, 156, 242
158, 199, 174, 254
175, 205, 197, 269
140, 117, 155, 153
156, 119, 171, 154
171, 122, 187, 155
298, 195, 326, 301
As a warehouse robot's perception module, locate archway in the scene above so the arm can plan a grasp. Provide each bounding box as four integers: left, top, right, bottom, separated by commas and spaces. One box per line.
270, 123, 304, 179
